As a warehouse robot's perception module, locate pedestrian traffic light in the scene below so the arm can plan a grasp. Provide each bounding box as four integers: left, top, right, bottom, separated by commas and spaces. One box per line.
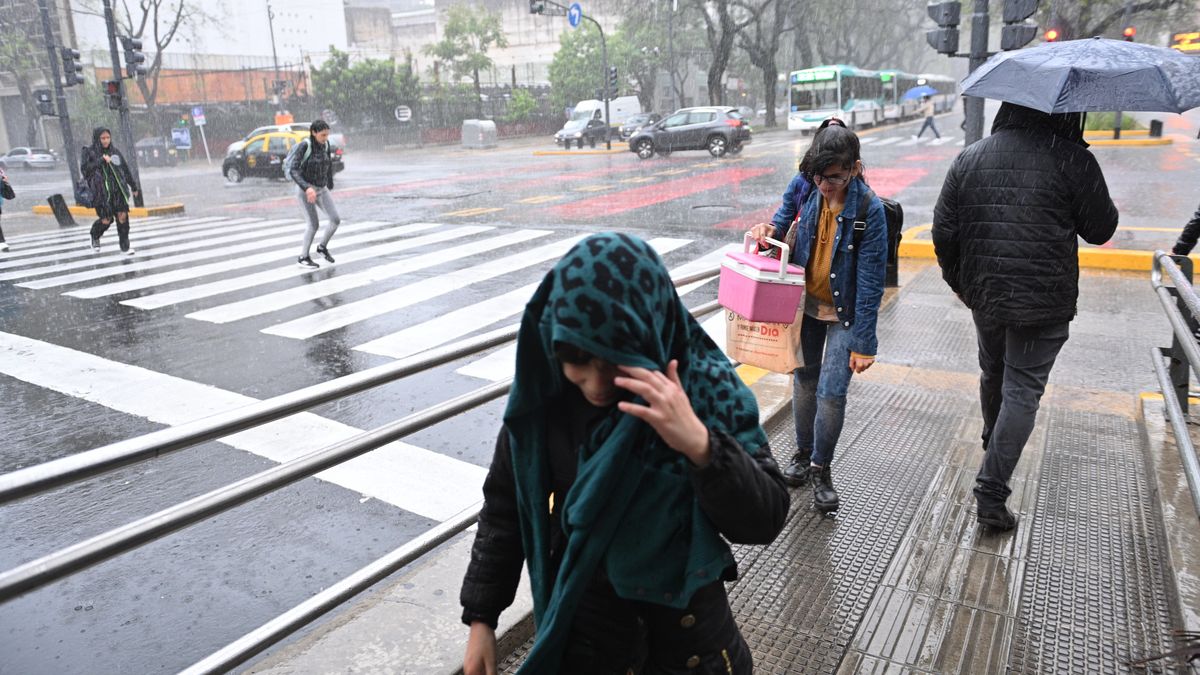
1123, 26, 1136, 41
1044, 28, 1060, 42
34, 89, 54, 116
1000, 0, 1039, 50
103, 80, 122, 110
925, 2, 961, 55
529, 0, 544, 14
120, 36, 147, 79
60, 48, 85, 87
607, 66, 618, 94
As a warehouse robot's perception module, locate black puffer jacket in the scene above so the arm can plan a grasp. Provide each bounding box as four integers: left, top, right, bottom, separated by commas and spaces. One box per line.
932, 104, 1119, 326
287, 137, 335, 191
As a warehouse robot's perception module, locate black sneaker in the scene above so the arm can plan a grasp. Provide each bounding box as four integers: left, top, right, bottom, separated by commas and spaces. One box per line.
297, 256, 319, 269
783, 451, 813, 487
976, 504, 1018, 532
812, 464, 840, 513
315, 244, 335, 263
90, 237, 101, 252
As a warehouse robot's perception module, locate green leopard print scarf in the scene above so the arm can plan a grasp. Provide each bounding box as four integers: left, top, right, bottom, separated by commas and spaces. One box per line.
504, 232, 768, 673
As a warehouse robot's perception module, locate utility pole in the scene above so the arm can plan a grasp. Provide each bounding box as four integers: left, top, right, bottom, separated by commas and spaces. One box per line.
963, 0, 990, 146
267, 2, 283, 114
36, 0, 81, 196
101, 0, 143, 207
668, 0, 677, 112
530, 0, 612, 150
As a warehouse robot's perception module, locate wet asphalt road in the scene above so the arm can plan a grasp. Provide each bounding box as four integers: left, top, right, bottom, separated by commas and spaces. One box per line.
1, 105, 1199, 674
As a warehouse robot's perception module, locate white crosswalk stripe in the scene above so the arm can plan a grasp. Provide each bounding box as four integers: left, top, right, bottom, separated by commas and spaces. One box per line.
0, 215, 231, 257
873, 138, 903, 146
928, 136, 959, 146
188, 229, 551, 325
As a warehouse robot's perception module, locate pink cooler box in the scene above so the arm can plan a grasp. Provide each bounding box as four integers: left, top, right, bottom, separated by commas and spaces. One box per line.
717, 234, 806, 324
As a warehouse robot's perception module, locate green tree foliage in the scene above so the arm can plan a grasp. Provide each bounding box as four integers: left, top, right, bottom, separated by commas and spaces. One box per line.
0, 3, 50, 145
423, 4, 508, 118
311, 46, 416, 128
504, 89, 538, 123
548, 23, 606, 113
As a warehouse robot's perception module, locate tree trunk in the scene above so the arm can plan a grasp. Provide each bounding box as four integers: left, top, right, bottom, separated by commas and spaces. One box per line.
762, 63, 778, 128
14, 75, 39, 146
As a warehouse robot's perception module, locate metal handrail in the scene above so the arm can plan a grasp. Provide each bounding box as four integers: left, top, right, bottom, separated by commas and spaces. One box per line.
1150, 250, 1200, 520
0, 268, 721, 505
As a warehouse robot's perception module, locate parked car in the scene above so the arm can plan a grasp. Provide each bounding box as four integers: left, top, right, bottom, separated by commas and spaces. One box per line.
222, 131, 344, 184
0, 147, 58, 170
627, 107, 752, 159
554, 118, 610, 148
619, 112, 662, 140
134, 137, 178, 167
225, 123, 346, 156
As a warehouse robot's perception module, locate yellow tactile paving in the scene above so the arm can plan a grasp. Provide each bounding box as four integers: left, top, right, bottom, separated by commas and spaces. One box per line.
443, 207, 504, 217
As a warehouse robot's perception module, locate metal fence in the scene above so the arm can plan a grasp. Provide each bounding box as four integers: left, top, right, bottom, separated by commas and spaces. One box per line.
1149, 250, 1200, 520
0, 267, 723, 674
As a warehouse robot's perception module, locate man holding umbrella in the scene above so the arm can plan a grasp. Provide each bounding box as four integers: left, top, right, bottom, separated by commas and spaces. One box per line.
932, 103, 1118, 531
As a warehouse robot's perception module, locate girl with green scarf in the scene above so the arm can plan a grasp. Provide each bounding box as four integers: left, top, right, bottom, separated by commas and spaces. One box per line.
460, 233, 790, 674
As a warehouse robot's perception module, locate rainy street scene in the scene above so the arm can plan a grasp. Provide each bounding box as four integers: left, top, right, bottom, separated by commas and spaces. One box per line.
3, 0, 1200, 672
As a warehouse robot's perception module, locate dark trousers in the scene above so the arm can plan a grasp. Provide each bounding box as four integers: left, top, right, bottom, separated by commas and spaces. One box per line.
917, 116, 941, 139
0, 212, 5, 242
972, 310, 1069, 507
91, 215, 130, 251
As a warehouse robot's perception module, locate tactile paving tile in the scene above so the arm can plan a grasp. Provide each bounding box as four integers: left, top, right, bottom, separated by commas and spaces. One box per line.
1008, 409, 1177, 674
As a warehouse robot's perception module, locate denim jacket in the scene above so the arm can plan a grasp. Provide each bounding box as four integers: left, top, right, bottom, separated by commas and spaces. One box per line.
767, 173, 813, 237
784, 177, 887, 356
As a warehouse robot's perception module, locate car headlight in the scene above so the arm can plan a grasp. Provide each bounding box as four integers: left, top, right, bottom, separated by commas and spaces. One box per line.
573, 133, 582, 138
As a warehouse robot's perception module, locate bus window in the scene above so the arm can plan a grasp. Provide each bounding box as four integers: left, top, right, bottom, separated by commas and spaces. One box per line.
792, 81, 839, 111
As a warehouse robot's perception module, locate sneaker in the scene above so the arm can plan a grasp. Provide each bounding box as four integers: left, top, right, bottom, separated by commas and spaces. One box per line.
315, 244, 335, 263
122, 248, 136, 256
0, 242, 8, 252
90, 237, 101, 252
297, 256, 319, 269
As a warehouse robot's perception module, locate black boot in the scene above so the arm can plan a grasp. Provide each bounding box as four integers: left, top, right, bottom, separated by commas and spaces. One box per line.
976, 503, 1017, 531
782, 450, 812, 487
812, 464, 839, 513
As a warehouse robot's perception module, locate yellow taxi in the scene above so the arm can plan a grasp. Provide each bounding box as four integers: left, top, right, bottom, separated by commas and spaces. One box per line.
221, 131, 344, 183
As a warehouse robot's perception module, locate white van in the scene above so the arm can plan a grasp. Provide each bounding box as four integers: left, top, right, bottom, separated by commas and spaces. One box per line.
570, 97, 642, 135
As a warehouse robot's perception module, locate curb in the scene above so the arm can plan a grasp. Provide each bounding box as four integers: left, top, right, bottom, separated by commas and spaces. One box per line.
1084, 128, 1149, 138
898, 225, 1188, 272
32, 203, 186, 217
533, 147, 627, 156
1088, 137, 1172, 147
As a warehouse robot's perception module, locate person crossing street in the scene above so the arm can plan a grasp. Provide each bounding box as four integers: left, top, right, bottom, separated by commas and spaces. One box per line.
288, 119, 342, 269
82, 128, 140, 255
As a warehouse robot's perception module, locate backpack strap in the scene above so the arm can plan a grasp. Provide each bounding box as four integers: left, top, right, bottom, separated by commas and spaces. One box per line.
852, 187, 876, 254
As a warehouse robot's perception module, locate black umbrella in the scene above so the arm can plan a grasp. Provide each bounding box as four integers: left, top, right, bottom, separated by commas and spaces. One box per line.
961, 37, 1200, 113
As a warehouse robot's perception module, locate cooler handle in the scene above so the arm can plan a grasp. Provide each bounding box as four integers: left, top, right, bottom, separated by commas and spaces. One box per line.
743, 232, 791, 280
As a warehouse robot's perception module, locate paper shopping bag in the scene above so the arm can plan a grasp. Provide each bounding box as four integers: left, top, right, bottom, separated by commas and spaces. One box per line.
724, 308, 805, 373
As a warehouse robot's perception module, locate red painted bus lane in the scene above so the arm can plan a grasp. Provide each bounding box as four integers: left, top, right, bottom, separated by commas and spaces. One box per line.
548, 166, 777, 219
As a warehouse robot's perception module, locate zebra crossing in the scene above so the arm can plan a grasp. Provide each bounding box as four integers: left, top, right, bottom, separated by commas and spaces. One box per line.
0, 215, 728, 387
749, 132, 962, 154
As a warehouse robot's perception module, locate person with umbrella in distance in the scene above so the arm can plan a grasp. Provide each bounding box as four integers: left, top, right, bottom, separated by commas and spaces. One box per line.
914, 95, 941, 139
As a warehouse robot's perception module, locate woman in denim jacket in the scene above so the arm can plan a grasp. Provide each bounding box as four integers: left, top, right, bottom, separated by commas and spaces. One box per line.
750, 124, 887, 512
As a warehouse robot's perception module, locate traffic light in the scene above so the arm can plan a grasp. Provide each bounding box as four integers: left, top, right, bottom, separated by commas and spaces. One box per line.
529, 0, 544, 14
60, 48, 85, 87
1000, 0, 1039, 50
120, 36, 147, 79
34, 89, 54, 116
1044, 28, 1060, 42
607, 66, 618, 95
925, 2, 961, 55
103, 80, 122, 110
1123, 26, 1136, 41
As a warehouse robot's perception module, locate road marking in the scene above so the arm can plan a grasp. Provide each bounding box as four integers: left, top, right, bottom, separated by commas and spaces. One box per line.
0, 216, 235, 263
859, 137, 879, 144
355, 238, 693, 360
551, 166, 775, 219
1, 214, 209, 246
0, 331, 485, 521
897, 137, 924, 146
654, 169, 689, 176
456, 243, 734, 381
573, 185, 613, 192
873, 138, 903, 146
444, 207, 504, 217
515, 195, 565, 204
120, 224, 476, 309
261, 234, 588, 340
67, 221, 430, 300
0, 217, 264, 270
187, 229, 550, 325
619, 177, 655, 184
928, 136, 959, 146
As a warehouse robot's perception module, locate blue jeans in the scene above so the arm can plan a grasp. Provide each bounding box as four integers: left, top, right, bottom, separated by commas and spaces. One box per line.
792, 316, 854, 467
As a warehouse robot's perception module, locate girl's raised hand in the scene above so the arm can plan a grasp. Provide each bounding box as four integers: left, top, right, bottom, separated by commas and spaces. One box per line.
615, 360, 711, 467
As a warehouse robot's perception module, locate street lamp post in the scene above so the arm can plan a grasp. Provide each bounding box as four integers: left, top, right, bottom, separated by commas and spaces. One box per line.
267, 2, 282, 114
35, 0, 82, 198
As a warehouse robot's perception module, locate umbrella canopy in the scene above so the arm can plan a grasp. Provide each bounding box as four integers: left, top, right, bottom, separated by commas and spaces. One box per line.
902, 85, 938, 101
961, 37, 1200, 113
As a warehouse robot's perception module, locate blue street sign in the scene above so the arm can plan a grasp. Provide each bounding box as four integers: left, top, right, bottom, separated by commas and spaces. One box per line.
171, 127, 192, 150
568, 3, 582, 27
191, 105, 206, 126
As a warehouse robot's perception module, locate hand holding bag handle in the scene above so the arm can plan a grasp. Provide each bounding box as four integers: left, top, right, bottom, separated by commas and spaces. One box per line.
742, 232, 791, 281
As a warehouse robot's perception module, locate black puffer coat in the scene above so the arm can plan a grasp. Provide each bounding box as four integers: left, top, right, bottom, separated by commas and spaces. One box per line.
932, 104, 1119, 326
287, 137, 335, 191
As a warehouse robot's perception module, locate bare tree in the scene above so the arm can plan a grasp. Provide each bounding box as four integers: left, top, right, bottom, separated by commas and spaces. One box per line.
117, 0, 209, 111
0, 0, 61, 145
738, 0, 801, 127
802, 0, 928, 71
1048, 0, 1194, 38
689, 0, 754, 105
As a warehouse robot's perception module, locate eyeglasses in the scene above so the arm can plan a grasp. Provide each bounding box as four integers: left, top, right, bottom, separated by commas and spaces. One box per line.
812, 172, 851, 186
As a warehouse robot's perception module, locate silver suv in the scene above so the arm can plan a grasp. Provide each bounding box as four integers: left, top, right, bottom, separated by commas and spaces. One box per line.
627, 107, 752, 159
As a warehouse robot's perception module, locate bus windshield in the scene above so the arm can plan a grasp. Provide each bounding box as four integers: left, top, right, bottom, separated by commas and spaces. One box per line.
791, 81, 839, 112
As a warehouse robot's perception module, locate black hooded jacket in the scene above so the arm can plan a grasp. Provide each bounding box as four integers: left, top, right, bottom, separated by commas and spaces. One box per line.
287, 135, 335, 191
80, 127, 138, 208
932, 103, 1119, 326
